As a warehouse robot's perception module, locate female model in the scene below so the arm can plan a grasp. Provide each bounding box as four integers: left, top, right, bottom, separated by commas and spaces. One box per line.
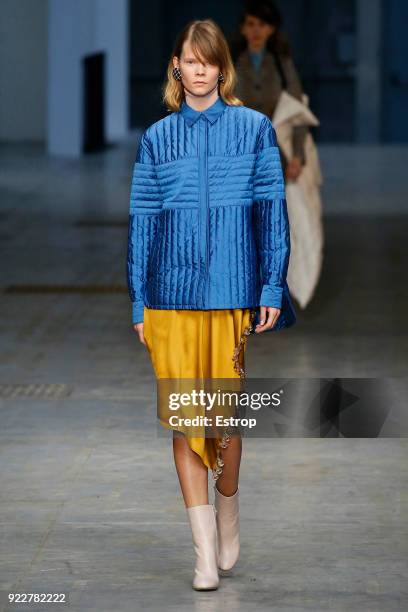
126, 18, 296, 591
232, 0, 324, 309
231, 0, 308, 182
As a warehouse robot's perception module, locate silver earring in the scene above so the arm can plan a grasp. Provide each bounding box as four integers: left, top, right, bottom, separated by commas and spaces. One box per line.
172, 66, 182, 81
218, 72, 224, 82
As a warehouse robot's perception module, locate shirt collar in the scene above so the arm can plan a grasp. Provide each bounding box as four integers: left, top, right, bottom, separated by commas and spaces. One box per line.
249, 46, 266, 59
180, 96, 227, 127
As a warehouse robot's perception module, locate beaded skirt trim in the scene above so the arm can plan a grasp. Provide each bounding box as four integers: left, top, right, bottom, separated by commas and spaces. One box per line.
212, 308, 257, 481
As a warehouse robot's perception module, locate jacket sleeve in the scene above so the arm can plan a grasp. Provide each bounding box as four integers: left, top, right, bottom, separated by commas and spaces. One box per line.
126, 131, 162, 324
253, 116, 290, 310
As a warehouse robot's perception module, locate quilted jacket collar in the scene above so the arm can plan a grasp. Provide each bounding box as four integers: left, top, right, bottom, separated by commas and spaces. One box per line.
180, 96, 227, 127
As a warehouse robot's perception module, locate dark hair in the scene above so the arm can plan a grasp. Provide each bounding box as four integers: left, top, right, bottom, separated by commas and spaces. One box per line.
229, 0, 291, 62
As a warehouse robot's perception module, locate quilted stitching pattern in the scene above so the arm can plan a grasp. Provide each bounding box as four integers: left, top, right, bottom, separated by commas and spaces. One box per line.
126, 98, 296, 331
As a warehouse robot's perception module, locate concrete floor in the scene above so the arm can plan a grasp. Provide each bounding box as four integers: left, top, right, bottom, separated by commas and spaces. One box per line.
0, 139, 407, 611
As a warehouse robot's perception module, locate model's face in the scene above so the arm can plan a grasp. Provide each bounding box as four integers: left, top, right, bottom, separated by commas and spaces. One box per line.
173, 39, 220, 97
240, 15, 275, 49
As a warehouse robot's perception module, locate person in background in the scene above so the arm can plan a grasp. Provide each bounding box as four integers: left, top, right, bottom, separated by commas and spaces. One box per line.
231, 0, 308, 182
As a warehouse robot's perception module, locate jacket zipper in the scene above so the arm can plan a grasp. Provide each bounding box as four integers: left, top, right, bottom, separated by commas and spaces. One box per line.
198, 116, 209, 307
204, 121, 209, 304
197, 120, 201, 305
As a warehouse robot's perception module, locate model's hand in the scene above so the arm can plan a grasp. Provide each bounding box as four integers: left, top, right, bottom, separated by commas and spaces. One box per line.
255, 306, 281, 333
285, 156, 302, 181
133, 322, 147, 345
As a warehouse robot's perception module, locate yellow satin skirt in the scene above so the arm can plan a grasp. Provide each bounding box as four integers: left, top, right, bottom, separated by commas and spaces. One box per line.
143, 307, 256, 480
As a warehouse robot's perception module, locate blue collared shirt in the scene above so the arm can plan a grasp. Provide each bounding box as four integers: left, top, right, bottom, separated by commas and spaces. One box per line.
249, 47, 266, 73
179, 96, 228, 127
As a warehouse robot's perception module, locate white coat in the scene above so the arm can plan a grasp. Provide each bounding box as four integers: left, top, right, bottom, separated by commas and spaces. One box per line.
272, 90, 324, 308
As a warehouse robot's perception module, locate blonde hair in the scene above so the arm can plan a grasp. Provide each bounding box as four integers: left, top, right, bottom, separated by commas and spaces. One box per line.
162, 19, 243, 112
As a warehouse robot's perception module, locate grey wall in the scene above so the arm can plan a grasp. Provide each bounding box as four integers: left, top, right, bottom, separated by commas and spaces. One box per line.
0, 0, 48, 142
355, 0, 382, 143
48, 0, 129, 157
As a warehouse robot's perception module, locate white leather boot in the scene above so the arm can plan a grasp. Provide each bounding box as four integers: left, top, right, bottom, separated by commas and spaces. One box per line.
186, 504, 219, 590
214, 484, 240, 571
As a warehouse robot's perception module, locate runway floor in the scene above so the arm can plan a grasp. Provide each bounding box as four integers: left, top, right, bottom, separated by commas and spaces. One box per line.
0, 139, 407, 611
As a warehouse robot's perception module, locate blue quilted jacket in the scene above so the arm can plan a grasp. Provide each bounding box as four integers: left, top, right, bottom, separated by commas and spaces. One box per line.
126, 96, 296, 332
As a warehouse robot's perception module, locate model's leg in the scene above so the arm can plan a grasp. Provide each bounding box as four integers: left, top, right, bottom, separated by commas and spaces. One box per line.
173, 430, 219, 590
172, 430, 209, 507
214, 433, 242, 496
144, 308, 218, 590
212, 308, 256, 572
212, 429, 242, 572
